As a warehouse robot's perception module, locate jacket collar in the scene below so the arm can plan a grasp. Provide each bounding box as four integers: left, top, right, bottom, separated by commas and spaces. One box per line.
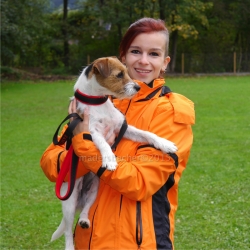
132, 78, 165, 101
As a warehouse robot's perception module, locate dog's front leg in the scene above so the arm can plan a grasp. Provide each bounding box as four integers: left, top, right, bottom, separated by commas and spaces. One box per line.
124, 125, 178, 153
91, 130, 117, 171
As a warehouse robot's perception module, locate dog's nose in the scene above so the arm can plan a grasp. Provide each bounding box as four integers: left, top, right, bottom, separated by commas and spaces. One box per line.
134, 85, 141, 92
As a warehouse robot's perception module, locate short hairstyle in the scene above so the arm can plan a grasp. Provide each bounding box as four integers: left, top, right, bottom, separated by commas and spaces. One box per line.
119, 17, 170, 59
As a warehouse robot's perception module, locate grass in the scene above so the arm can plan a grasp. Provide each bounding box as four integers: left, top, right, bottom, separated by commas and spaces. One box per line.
1, 76, 250, 249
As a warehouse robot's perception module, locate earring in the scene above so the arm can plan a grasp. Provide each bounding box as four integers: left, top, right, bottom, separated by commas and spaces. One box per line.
161, 68, 166, 74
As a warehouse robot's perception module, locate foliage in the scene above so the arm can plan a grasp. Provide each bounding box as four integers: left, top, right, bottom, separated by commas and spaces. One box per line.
158, 0, 213, 39
178, 0, 250, 54
0, 0, 249, 74
0, 0, 51, 67
1, 76, 250, 249
156, 0, 213, 71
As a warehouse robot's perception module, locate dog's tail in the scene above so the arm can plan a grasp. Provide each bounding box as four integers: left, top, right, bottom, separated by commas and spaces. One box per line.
51, 219, 65, 241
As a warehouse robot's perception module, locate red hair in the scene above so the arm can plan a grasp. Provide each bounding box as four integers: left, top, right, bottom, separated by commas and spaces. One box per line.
119, 17, 169, 60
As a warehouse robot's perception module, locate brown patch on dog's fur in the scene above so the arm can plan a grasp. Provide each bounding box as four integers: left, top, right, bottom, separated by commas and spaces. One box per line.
90, 57, 134, 95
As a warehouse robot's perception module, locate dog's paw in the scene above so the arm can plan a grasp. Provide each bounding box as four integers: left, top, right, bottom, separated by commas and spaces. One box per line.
102, 153, 117, 171
79, 218, 90, 229
105, 161, 117, 171
102, 160, 117, 171
155, 139, 178, 154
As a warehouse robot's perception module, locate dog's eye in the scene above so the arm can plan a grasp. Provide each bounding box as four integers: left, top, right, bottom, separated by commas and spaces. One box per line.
116, 72, 124, 78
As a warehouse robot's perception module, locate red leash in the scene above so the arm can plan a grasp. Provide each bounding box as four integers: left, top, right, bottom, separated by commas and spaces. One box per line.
55, 145, 79, 200
52, 113, 82, 201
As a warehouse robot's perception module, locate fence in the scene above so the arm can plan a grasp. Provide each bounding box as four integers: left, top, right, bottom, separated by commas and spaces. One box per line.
172, 52, 250, 74
82, 52, 250, 75
19, 52, 250, 75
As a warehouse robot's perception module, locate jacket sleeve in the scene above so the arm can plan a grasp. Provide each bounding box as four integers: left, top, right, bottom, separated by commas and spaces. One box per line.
71, 96, 194, 201
40, 124, 68, 182
40, 124, 92, 182
40, 142, 67, 182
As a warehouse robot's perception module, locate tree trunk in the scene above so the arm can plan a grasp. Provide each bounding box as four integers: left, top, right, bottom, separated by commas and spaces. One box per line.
170, 29, 178, 72
117, 23, 123, 43
63, 0, 69, 68
158, 0, 166, 20
140, 0, 145, 17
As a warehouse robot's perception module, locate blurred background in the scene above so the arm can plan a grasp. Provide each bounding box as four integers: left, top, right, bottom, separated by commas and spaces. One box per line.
1, 0, 250, 76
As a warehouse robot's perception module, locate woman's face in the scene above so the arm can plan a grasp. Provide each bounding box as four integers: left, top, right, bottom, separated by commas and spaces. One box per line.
122, 32, 170, 84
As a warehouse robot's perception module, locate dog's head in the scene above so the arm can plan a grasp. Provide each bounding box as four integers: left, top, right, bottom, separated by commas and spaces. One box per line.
77, 57, 140, 99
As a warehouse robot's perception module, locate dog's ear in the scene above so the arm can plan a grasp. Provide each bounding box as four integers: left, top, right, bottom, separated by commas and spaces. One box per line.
93, 58, 110, 78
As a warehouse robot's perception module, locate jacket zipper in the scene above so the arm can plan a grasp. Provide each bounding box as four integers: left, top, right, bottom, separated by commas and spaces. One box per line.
119, 195, 123, 216
124, 99, 132, 115
136, 201, 143, 249
124, 97, 143, 249
88, 205, 98, 249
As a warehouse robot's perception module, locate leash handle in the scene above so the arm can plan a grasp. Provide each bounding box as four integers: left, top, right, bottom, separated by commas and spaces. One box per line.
53, 113, 82, 150
52, 113, 82, 200
55, 145, 79, 200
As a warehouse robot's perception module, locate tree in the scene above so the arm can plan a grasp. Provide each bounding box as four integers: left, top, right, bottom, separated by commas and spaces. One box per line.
1, 0, 50, 67
62, 0, 69, 67
158, 0, 213, 72
229, 0, 250, 71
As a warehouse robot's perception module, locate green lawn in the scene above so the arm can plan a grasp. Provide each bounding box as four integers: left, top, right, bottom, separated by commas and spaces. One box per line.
1, 76, 250, 249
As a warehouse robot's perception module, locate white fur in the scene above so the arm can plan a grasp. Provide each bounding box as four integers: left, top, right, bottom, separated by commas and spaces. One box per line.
51, 57, 177, 250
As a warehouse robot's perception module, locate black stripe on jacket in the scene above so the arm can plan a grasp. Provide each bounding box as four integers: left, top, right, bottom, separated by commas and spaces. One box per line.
137, 144, 178, 249
152, 173, 175, 250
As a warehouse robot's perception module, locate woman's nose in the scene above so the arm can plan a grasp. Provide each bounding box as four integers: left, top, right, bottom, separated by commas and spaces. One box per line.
139, 53, 149, 64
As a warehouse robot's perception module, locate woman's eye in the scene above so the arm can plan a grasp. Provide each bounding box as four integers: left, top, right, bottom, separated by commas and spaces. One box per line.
131, 50, 140, 54
150, 52, 159, 56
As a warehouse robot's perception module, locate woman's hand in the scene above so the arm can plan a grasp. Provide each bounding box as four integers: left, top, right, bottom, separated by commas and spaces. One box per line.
103, 126, 116, 146
68, 98, 78, 122
69, 98, 116, 145
68, 98, 90, 135
73, 109, 90, 135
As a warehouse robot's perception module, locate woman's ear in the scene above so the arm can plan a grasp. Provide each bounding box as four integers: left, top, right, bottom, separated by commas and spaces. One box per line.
121, 56, 126, 65
162, 56, 171, 71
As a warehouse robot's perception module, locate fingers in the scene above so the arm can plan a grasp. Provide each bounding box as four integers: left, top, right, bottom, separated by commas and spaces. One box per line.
72, 98, 77, 113
106, 133, 116, 146
68, 98, 77, 122
73, 108, 90, 135
103, 125, 110, 138
68, 98, 77, 114
103, 126, 116, 146
82, 108, 89, 126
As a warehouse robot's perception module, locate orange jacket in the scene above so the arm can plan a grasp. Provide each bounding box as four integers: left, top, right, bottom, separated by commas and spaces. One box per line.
40, 78, 195, 250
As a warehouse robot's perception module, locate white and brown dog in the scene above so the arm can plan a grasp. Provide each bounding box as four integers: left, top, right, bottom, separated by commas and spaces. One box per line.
51, 57, 177, 250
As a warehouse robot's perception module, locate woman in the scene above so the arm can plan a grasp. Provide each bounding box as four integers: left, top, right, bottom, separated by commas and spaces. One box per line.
41, 17, 195, 250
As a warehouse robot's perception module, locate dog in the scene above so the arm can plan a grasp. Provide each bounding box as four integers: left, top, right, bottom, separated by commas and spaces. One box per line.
51, 57, 177, 250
